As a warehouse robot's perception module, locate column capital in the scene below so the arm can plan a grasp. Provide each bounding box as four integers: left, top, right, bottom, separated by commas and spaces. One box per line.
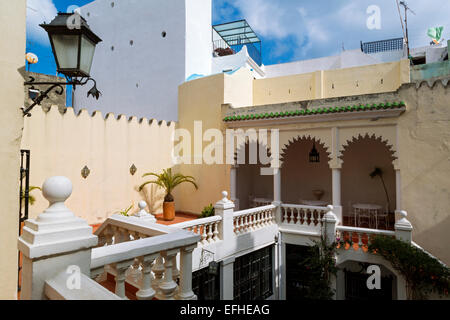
329, 160, 343, 170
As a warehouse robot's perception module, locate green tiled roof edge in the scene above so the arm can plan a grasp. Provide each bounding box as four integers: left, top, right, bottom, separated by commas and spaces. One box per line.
223, 101, 406, 122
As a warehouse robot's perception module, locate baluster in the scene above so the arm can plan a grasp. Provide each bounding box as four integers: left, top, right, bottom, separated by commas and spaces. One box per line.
249, 213, 254, 231
159, 249, 179, 300
176, 245, 197, 300
357, 232, 363, 251
112, 259, 135, 299
105, 227, 114, 245
152, 255, 165, 291
127, 258, 142, 286
172, 255, 180, 281
136, 254, 158, 300
212, 221, 219, 241
201, 224, 208, 245
207, 223, 214, 243
348, 231, 353, 249
262, 210, 268, 226
243, 215, 249, 232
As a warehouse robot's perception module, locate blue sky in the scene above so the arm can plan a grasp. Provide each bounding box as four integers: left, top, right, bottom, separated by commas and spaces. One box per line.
27, 0, 450, 104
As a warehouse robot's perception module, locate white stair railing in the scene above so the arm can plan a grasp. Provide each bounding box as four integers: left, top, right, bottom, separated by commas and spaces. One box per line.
171, 216, 222, 245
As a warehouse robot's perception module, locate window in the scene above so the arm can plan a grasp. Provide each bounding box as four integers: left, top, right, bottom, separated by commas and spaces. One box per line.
192, 266, 220, 300
234, 246, 273, 300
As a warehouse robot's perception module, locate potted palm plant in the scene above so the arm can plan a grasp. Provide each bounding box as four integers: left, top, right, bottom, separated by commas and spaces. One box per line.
139, 168, 198, 221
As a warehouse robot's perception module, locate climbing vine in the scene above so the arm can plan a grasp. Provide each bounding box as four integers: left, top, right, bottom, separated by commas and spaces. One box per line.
368, 235, 450, 300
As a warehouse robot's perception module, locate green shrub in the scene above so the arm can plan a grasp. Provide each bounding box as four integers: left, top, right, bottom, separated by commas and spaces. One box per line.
199, 204, 215, 218
369, 235, 450, 300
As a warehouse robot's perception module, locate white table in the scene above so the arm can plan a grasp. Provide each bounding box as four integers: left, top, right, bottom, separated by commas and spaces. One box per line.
251, 197, 273, 208
352, 203, 383, 228
300, 200, 328, 207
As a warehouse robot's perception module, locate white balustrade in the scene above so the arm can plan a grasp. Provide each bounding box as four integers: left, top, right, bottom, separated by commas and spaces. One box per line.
172, 216, 222, 245
90, 218, 200, 300
233, 205, 276, 235
280, 204, 328, 228
336, 225, 395, 251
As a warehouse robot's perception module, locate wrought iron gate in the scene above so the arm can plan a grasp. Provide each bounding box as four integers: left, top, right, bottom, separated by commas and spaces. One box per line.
18, 149, 30, 293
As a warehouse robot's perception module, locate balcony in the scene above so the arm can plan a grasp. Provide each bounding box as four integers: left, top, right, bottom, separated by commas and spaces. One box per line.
213, 20, 262, 66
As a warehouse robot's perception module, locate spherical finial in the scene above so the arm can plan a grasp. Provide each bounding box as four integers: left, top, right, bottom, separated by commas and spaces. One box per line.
222, 191, 228, 198
139, 201, 147, 210
327, 205, 334, 212
400, 210, 407, 218
42, 176, 72, 204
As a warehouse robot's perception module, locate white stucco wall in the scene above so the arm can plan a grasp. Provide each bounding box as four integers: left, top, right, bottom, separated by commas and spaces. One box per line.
185, 0, 212, 79
75, 0, 212, 122
264, 49, 406, 79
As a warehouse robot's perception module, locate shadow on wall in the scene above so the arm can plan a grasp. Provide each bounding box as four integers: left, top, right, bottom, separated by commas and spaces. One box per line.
138, 183, 165, 215
413, 215, 450, 266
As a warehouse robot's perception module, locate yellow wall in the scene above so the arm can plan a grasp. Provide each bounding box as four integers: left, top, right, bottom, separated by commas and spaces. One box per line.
253, 60, 410, 105
175, 69, 254, 214
0, 0, 26, 300
21, 107, 176, 224
397, 81, 450, 264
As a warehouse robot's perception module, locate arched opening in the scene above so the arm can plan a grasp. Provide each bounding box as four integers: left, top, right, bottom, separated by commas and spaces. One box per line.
341, 135, 396, 229
337, 260, 397, 300
281, 137, 332, 205
235, 141, 273, 209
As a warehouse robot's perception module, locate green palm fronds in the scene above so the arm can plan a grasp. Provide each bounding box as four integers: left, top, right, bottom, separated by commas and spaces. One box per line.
139, 168, 198, 202
20, 186, 41, 206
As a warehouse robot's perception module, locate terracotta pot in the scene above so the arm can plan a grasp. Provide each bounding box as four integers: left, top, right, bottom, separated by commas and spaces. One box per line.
163, 201, 175, 221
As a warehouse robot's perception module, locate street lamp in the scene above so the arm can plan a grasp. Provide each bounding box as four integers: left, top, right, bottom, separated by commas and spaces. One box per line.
23, 12, 102, 116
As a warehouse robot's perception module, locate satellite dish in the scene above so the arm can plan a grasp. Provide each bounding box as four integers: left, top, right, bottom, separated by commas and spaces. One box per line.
26, 52, 38, 64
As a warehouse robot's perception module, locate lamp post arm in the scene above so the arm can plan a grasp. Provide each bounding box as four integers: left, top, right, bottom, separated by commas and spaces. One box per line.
22, 83, 65, 117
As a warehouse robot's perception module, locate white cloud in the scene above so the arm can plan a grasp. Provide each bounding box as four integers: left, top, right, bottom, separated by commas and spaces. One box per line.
215, 0, 450, 62
27, 0, 58, 45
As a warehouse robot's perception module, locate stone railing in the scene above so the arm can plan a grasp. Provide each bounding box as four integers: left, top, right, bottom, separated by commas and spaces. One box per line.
91, 229, 199, 300
233, 205, 276, 235
171, 216, 222, 245
279, 204, 329, 234
335, 225, 396, 252
18, 176, 200, 300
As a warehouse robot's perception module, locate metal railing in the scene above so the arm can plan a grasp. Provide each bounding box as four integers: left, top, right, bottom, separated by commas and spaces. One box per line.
213, 36, 262, 66
361, 38, 404, 54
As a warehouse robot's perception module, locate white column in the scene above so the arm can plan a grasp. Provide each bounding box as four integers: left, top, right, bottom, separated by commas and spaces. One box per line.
18, 176, 98, 300
176, 245, 197, 300
230, 165, 239, 210
395, 169, 402, 211
332, 168, 341, 206
220, 256, 235, 300
273, 167, 281, 203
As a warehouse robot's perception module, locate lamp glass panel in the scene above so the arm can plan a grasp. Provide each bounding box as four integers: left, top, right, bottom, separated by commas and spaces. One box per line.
79, 35, 96, 75
51, 34, 79, 69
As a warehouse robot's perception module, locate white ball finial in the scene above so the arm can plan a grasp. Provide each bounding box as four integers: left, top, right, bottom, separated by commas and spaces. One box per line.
222, 191, 228, 199
42, 176, 72, 204
400, 211, 407, 218
139, 201, 147, 210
